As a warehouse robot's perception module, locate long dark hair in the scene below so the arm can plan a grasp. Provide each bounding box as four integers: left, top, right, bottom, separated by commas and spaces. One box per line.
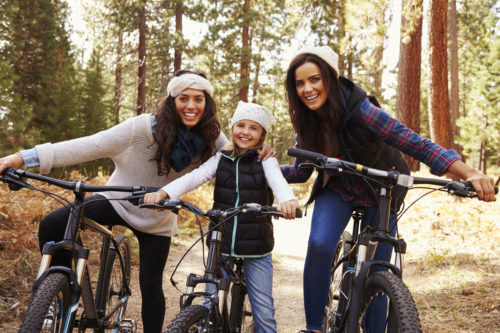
153, 69, 221, 176
285, 54, 344, 155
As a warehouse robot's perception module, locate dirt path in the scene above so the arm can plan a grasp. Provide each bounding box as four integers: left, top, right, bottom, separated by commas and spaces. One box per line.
126, 217, 311, 332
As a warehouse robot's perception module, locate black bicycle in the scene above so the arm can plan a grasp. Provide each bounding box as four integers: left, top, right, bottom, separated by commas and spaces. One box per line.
1, 167, 152, 332
287, 147, 498, 333
138, 198, 301, 333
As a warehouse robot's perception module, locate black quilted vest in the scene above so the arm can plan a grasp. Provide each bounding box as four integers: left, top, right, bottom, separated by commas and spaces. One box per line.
212, 150, 274, 256
307, 77, 409, 212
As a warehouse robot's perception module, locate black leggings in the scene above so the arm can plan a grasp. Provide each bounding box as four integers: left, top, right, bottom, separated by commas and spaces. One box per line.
38, 195, 171, 333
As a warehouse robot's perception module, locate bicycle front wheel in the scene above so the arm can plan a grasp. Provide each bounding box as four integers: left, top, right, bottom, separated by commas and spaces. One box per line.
19, 272, 72, 333
359, 271, 422, 332
166, 305, 211, 332
100, 235, 132, 331
323, 231, 352, 333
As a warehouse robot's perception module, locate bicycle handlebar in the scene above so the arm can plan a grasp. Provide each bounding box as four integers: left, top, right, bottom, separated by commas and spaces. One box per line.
138, 199, 303, 219
1, 167, 154, 195
287, 148, 498, 198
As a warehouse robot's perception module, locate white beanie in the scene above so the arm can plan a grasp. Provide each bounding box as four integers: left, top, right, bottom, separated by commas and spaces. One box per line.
230, 101, 276, 132
295, 46, 339, 77
166, 73, 214, 97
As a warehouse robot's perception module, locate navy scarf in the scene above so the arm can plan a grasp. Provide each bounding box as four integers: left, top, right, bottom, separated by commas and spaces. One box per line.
170, 125, 207, 172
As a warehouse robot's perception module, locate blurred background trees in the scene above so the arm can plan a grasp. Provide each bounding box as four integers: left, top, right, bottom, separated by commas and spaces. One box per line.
0, 0, 498, 176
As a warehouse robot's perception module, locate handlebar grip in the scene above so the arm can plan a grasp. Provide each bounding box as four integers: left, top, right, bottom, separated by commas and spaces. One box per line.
267, 206, 303, 218
462, 182, 499, 194
287, 148, 325, 163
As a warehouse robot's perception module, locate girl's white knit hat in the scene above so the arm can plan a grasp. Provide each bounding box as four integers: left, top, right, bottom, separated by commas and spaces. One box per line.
230, 101, 276, 132
166, 73, 214, 97
295, 46, 339, 77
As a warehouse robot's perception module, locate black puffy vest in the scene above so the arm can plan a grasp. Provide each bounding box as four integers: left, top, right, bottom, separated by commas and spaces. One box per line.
212, 150, 274, 256
307, 77, 409, 212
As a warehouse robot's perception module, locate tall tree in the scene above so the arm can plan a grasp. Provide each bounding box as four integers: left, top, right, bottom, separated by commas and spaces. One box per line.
136, 1, 147, 115
239, 0, 251, 102
447, 0, 460, 150
428, 0, 452, 148
455, 0, 499, 172
174, 0, 183, 73
0, 0, 77, 146
396, 0, 423, 171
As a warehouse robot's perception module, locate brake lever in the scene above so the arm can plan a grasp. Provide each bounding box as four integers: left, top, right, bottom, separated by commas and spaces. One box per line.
446, 182, 475, 198
1, 171, 30, 191
298, 162, 323, 169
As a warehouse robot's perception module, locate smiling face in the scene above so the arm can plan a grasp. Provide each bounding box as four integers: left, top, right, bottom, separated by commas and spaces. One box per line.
294, 61, 328, 114
174, 88, 206, 129
231, 119, 265, 150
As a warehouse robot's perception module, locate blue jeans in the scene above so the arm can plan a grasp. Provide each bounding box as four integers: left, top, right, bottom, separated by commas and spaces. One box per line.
206, 254, 277, 333
304, 187, 396, 331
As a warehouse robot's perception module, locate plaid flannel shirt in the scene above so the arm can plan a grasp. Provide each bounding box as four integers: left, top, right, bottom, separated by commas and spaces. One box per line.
281, 98, 461, 207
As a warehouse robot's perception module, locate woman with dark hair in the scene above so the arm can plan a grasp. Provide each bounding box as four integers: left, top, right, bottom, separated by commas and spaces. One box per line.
280, 46, 495, 332
0, 70, 272, 332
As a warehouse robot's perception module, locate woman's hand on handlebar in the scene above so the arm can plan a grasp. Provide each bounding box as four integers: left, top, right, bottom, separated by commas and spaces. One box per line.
144, 190, 169, 205
448, 160, 496, 202
0, 153, 24, 174
277, 199, 300, 220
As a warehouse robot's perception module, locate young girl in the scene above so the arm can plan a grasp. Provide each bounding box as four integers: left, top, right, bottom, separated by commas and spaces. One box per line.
145, 100, 300, 333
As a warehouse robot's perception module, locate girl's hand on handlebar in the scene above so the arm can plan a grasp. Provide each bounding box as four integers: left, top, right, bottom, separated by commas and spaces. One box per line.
277, 199, 300, 220
144, 190, 169, 206
0, 153, 24, 174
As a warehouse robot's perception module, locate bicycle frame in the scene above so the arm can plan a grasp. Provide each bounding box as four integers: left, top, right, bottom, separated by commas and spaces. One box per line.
287, 147, 498, 332
179, 215, 244, 333
1, 168, 148, 331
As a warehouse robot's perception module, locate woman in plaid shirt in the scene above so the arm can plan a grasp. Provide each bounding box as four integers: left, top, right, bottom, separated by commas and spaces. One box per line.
281, 46, 495, 333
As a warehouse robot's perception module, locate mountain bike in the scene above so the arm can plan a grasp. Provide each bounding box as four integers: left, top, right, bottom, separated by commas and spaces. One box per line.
138, 198, 301, 333
287, 148, 498, 333
1, 167, 152, 332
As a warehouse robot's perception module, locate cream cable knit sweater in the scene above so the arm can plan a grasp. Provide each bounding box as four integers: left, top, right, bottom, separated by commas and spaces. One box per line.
34, 113, 227, 237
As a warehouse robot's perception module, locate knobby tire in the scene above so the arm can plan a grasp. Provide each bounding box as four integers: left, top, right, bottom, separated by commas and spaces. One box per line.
323, 231, 352, 333
166, 305, 210, 333
359, 271, 422, 332
99, 235, 132, 332
19, 272, 71, 333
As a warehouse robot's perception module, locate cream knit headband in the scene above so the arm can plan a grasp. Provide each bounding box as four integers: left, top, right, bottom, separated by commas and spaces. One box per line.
166, 73, 214, 97
230, 101, 276, 132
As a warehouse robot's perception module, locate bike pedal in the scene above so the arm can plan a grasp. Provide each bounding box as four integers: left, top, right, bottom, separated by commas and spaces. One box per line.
119, 318, 137, 333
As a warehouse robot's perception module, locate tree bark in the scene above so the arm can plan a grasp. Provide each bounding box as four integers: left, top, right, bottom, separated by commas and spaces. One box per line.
114, 33, 123, 124
174, 0, 182, 73
447, 0, 460, 151
239, 0, 251, 102
396, 0, 423, 172
136, 2, 147, 115
428, 0, 452, 149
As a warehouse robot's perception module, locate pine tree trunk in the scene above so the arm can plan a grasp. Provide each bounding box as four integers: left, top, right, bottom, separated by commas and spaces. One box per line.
428, 0, 452, 149
336, 0, 345, 75
174, 0, 182, 73
447, 0, 460, 152
396, 0, 423, 172
114, 33, 123, 124
239, 0, 251, 102
137, 3, 147, 115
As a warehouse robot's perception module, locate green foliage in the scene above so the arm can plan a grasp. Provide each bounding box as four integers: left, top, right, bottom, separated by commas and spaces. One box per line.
455, 0, 499, 168
0, 0, 78, 154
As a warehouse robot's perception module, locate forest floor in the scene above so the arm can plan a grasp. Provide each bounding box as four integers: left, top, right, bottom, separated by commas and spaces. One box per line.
0, 172, 499, 332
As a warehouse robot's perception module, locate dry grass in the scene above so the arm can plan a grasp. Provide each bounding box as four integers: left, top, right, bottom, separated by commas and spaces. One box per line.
0, 170, 498, 332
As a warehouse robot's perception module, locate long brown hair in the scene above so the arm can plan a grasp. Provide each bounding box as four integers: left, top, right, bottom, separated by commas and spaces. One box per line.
285, 54, 344, 154
153, 70, 221, 176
